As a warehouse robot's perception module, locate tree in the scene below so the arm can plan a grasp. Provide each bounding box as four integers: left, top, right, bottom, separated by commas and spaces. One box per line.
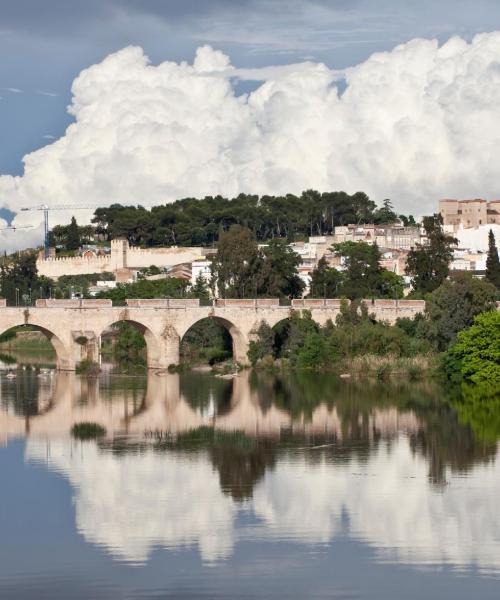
66, 216, 82, 251
405, 214, 456, 295
0, 251, 52, 305
445, 311, 500, 386
334, 241, 383, 299
485, 229, 500, 289
211, 225, 264, 298
399, 214, 417, 227
191, 272, 211, 304
308, 257, 342, 298
378, 270, 405, 299
247, 321, 276, 365
418, 273, 497, 351
259, 239, 304, 298
374, 199, 398, 224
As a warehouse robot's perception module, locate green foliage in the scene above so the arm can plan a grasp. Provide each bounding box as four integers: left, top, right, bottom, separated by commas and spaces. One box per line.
269, 305, 430, 370
395, 313, 425, 337
444, 311, 500, 387
248, 322, 276, 366
0, 251, 52, 305
308, 257, 342, 298
333, 241, 382, 299
66, 216, 82, 251
90, 191, 399, 247
75, 359, 101, 376
418, 273, 497, 351
97, 277, 189, 305
112, 322, 146, 364
331, 241, 403, 299
211, 225, 303, 299
485, 228, 500, 289
71, 422, 106, 439
56, 273, 114, 298
75, 336, 88, 346
181, 318, 232, 364
378, 269, 405, 299
49, 222, 95, 249
406, 214, 457, 295
191, 272, 211, 305
260, 239, 304, 298
211, 225, 263, 298
373, 199, 398, 224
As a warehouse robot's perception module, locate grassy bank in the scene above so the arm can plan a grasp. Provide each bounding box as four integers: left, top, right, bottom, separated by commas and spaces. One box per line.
0, 330, 55, 354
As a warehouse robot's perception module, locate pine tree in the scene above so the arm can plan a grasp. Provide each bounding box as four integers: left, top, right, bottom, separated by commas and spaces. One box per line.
485, 229, 500, 289
66, 216, 81, 251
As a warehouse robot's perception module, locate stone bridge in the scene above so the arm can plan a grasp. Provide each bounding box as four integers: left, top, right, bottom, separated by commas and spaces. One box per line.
0, 298, 426, 370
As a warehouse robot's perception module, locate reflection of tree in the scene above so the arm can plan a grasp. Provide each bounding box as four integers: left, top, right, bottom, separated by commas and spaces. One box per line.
0, 370, 45, 417
168, 428, 277, 502
251, 371, 499, 482
180, 373, 234, 416
208, 439, 276, 502
454, 384, 500, 444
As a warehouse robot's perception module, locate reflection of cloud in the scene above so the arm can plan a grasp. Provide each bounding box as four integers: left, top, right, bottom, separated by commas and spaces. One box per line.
25, 436, 500, 572
253, 439, 500, 573
26, 440, 235, 564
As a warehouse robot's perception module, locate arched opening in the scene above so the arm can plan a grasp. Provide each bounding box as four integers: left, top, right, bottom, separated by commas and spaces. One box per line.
180, 317, 248, 366
180, 317, 233, 365
99, 320, 161, 371
250, 316, 320, 362
0, 324, 70, 370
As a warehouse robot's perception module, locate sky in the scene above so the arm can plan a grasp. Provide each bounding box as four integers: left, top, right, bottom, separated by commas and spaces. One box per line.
2, 0, 500, 249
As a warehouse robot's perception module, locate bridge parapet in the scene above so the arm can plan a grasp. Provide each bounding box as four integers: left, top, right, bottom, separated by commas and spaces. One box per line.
216, 298, 280, 307
125, 298, 200, 308
35, 299, 113, 308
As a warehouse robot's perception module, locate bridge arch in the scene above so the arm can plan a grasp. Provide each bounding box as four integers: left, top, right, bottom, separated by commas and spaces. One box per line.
178, 316, 249, 365
0, 322, 72, 370
97, 318, 163, 369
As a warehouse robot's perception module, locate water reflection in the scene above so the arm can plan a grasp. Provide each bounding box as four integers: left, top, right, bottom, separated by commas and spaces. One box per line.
1, 369, 500, 575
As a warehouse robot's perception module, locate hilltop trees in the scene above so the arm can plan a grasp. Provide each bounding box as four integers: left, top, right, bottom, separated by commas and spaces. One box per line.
89, 191, 415, 247
405, 214, 456, 295
485, 229, 500, 289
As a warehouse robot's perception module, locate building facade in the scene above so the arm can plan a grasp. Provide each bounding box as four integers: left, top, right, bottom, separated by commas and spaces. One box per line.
439, 199, 500, 229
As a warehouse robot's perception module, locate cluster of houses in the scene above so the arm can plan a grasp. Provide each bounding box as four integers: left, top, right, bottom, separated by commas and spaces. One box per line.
36, 199, 500, 296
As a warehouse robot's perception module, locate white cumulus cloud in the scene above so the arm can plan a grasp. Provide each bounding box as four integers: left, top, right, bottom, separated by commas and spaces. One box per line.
3, 33, 500, 251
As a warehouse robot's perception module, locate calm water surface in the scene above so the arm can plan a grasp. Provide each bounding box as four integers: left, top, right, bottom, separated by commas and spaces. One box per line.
1, 360, 499, 599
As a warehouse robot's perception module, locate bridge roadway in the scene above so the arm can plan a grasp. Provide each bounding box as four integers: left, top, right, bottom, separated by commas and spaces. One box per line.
0, 298, 426, 370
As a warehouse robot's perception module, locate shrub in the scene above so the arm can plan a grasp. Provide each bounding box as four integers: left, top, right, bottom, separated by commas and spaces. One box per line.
444, 311, 500, 386
76, 359, 101, 376
71, 422, 106, 439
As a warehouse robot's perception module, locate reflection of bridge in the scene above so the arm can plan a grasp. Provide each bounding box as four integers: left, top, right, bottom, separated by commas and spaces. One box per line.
0, 298, 426, 370
0, 371, 421, 442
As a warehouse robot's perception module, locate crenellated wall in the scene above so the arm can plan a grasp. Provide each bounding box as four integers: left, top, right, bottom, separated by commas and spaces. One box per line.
36, 238, 204, 279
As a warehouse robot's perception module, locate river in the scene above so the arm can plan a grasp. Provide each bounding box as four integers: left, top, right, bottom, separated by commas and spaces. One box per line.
0, 359, 499, 599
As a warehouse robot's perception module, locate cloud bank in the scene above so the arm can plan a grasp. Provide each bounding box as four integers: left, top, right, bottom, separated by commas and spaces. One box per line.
3, 32, 500, 250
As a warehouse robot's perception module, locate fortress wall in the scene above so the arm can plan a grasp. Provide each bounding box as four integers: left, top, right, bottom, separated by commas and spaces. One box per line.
36, 255, 112, 279
125, 246, 203, 269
